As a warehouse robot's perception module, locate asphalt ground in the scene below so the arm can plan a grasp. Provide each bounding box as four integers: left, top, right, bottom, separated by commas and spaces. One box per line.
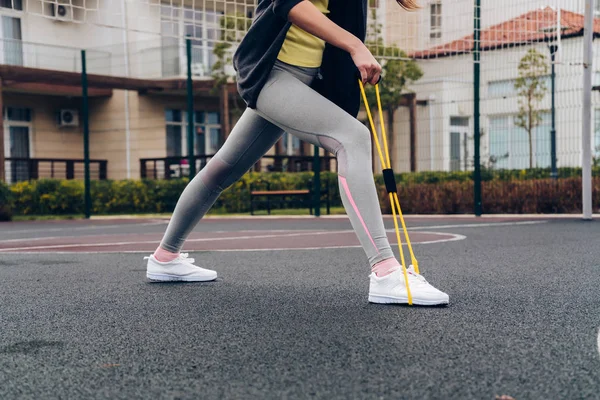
1, 215, 599, 399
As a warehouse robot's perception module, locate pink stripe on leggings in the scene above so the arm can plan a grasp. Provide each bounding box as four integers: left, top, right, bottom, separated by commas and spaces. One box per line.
339, 176, 379, 254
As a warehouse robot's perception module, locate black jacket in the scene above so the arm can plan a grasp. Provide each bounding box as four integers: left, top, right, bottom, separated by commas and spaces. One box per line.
232, 0, 367, 118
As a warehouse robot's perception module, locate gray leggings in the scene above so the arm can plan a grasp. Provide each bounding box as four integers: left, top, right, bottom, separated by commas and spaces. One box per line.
159, 60, 395, 267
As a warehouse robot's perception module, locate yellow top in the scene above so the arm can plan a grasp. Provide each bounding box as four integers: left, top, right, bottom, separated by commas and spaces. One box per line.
277, 0, 330, 68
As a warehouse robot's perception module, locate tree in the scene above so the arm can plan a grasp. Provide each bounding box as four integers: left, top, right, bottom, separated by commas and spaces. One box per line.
514, 48, 549, 169
363, 9, 423, 169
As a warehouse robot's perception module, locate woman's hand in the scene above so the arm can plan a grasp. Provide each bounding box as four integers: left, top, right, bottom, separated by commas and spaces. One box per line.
350, 43, 382, 85
288, 2, 381, 85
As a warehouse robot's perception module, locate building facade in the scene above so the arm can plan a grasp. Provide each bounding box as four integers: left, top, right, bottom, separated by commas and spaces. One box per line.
1, 0, 282, 183
1, 1, 598, 183
401, 5, 600, 173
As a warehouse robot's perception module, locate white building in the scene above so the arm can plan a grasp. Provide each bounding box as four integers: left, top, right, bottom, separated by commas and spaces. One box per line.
0, 0, 259, 182
397, 6, 600, 173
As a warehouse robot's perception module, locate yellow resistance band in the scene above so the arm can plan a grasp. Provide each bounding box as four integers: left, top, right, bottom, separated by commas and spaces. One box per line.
358, 80, 421, 305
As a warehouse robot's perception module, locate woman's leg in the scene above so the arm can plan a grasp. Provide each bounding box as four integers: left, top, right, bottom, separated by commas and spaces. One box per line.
255, 65, 449, 306
149, 62, 448, 304
255, 66, 395, 268
157, 108, 284, 254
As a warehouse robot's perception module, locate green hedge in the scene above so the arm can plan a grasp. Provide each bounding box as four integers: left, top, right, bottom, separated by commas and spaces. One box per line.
3, 172, 341, 217
210, 171, 340, 213
379, 177, 600, 214
0, 180, 12, 221
2, 168, 599, 219
373, 166, 600, 186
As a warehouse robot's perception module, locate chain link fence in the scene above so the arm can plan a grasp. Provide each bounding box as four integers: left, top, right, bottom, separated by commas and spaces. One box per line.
1, 0, 598, 216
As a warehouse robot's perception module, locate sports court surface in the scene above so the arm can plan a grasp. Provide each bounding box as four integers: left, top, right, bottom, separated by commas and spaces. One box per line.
1, 215, 599, 399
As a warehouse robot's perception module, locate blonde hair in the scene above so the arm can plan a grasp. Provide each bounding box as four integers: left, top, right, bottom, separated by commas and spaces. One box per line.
396, 0, 420, 11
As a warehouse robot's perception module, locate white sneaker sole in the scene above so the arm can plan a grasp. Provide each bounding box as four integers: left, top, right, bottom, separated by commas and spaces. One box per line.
368, 294, 449, 306
147, 273, 217, 282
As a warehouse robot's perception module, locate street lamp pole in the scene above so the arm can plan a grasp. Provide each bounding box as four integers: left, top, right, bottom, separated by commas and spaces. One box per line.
549, 44, 558, 179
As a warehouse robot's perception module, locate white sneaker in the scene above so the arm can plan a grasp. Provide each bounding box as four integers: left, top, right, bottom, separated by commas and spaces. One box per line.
145, 253, 217, 282
368, 265, 449, 306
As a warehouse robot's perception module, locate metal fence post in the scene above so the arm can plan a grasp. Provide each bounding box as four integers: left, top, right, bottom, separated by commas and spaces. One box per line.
549, 44, 558, 180
186, 38, 196, 178
81, 50, 91, 219
0, 78, 4, 183
582, 0, 594, 220
313, 145, 321, 217
473, 0, 482, 217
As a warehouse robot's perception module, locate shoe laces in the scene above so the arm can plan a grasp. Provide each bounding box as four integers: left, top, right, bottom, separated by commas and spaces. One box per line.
177, 252, 196, 264
406, 265, 428, 284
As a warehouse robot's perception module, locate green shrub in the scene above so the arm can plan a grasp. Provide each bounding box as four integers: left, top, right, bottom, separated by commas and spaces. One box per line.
378, 180, 473, 214
0, 180, 13, 221
91, 179, 114, 214
213, 171, 341, 213
11, 180, 39, 215
5, 174, 338, 216
146, 178, 190, 213
5, 169, 599, 217
10, 179, 83, 215
378, 177, 600, 214
372, 166, 600, 187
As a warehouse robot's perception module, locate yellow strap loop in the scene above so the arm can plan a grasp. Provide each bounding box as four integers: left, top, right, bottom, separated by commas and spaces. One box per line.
358, 81, 387, 170
393, 192, 419, 274
358, 79, 421, 302
390, 192, 412, 305
375, 85, 392, 170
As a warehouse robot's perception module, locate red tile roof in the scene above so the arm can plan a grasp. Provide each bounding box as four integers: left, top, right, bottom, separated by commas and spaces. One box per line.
411, 7, 600, 59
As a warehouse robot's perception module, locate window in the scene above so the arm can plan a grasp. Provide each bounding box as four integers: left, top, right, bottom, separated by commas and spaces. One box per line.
195, 111, 221, 155
489, 116, 511, 169
450, 132, 461, 171
489, 114, 551, 169
282, 132, 302, 156
160, 5, 221, 78
165, 110, 183, 157
0, 15, 23, 66
488, 79, 517, 98
430, 2, 442, 40
488, 76, 551, 99
165, 109, 221, 157
449, 117, 470, 171
450, 116, 469, 127
4, 106, 31, 121
0, 0, 22, 10
4, 107, 32, 183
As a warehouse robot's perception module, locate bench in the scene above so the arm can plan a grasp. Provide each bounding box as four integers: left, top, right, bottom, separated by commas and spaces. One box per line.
250, 178, 331, 216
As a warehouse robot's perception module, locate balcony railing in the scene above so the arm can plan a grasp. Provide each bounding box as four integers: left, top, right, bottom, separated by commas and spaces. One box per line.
0, 38, 112, 75
131, 42, 236, 80
4, 158, 108, 184
140, 155, 337, 180
0, 37, 237, 81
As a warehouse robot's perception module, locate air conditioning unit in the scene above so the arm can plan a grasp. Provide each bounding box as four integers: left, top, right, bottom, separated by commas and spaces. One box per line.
191, 62, 206, 77
50, 2, 73, 21
58, 109, 79, 127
